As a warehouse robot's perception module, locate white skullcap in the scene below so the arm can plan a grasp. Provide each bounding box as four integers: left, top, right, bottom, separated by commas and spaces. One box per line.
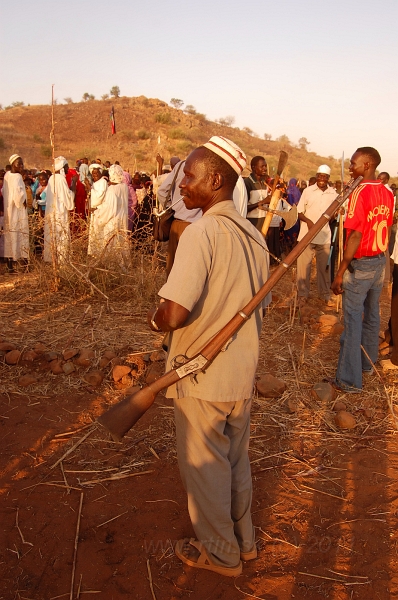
54, 156, 68, 171
109, 164, 124, 184
317, 164, 331, 175
9, 154, 21, 165
89, 163, 103, 174
203, 136, 246, 174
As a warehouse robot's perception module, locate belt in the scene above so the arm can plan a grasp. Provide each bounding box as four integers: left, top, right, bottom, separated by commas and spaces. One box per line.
355, 253, 384, 260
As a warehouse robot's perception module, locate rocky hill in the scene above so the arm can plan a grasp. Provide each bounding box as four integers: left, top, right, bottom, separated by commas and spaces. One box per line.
0, 96, 350, 181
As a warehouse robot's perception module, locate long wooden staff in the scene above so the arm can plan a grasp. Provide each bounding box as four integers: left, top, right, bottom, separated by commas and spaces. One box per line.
261, 150, 288, 238
98, 176, 363, 442
336, 152, 345, 313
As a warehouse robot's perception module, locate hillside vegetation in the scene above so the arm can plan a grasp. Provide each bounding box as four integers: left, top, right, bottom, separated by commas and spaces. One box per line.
0, 96, 350, 181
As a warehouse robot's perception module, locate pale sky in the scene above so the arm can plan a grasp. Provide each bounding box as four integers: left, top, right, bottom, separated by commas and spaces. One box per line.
1, 0, 397, 173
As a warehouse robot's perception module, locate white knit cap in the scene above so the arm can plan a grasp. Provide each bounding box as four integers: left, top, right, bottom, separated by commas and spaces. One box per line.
203, 136, 246, 174
317, 164, 331, 175
54, 156, 67, 171
9, 154, 21, 165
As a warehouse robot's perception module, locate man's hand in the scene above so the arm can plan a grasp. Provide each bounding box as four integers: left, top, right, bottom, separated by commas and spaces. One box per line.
331, 273, 344, 295
156, 153, 164, 166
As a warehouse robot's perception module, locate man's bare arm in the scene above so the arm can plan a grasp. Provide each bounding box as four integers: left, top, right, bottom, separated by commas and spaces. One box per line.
147, 300, 190, 332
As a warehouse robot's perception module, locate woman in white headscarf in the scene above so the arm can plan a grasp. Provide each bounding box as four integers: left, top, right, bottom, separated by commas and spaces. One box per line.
85, 163, 108, 256
43, 156, 77, 264
93, 164, 129, 263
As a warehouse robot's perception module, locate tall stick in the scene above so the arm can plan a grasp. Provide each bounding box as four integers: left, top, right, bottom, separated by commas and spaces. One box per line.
50, 85, 59, 289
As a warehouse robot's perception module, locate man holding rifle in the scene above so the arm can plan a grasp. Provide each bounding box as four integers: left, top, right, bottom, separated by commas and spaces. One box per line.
148, 136, 270, 576
331, 147, 394, 392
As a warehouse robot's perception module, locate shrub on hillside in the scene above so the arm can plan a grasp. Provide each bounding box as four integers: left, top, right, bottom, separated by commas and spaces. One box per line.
168, 128, 186, 140
155, 113, 172, 125
41, 145, 52, 158
137, 130, 151, 140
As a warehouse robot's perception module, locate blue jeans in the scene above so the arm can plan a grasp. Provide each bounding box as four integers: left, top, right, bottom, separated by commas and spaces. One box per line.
335, 254, 385, 392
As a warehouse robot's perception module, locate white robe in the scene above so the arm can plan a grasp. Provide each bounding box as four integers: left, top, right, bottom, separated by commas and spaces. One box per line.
94, 182, 129, 261
44, 174, 75, 264
88, 178, 108, 256
2, 172, 29, 260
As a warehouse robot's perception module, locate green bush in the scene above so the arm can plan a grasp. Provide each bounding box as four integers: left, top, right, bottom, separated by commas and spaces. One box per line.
0, 137, 5, 150
137, 129, 151, 140
33, 134, 44, 143
155, 113, 172, 125
41, 145, 52, 158
168, 128, 186, 140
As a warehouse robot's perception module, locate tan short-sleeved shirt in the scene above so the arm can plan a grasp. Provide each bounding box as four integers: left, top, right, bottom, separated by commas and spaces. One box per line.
158, 200, 270, 402
297, 184, 338, 244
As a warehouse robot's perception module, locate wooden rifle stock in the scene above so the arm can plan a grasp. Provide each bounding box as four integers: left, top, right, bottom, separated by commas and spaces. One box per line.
98, 176, 363, 442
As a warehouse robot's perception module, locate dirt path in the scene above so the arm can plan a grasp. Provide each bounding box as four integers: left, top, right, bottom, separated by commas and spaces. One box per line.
1, 271, 397, 600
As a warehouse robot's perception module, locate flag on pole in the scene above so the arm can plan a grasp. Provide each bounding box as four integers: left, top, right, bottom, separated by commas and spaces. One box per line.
110, 106, 116, 135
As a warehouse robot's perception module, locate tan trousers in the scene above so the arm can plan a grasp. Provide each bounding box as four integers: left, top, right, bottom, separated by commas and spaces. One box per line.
166, 219, 191, 276
297, 242, 331, 300
173, 397, 255, 568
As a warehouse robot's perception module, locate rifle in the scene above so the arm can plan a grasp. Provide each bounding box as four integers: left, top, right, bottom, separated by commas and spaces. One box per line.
98, 176, 363, 442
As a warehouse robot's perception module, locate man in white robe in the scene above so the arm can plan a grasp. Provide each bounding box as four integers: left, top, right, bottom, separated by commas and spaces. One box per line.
86, 163, 108, 256
3, 154, 29, 273
94, 164, 129, 264
43, 157, 77, 265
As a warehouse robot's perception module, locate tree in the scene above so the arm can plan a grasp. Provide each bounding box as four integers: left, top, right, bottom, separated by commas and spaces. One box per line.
110, 86, 120, 98
82, 93, 95, 101
298, 137, 310, 150
263, 133, 272, 141
217, 115, 235, 127
101, 94, 109, 101
64, 97, 73, 104
276, 134, 291, 148
11, 101, 25, 108
170, 98, 184, 109
243, 126, 254, 136
184, 104, 196, 115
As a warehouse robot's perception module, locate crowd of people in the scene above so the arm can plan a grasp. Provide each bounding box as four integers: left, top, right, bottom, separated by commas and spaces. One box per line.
1, 139, 398, 578
0, 155, 157, 271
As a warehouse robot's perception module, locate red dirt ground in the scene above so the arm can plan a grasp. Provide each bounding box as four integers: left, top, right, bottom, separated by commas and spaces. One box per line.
1, 273, 397, 600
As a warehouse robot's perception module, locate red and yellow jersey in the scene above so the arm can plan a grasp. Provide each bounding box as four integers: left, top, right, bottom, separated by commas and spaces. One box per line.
345, 180, 394, 258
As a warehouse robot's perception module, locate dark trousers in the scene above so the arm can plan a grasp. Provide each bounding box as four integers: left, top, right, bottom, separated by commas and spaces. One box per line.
388, 264, 398, 365
266, 227, 281, 264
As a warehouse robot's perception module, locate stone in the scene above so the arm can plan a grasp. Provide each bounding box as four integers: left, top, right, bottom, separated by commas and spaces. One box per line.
331, 323, 345, 336
318, 314, 339, 327
256, 374, 287, 398
145, 362, 165, 384
5, 350, 21, 365
63, 348, 79, 360
103, 350, 117, 360
335, 410, 357, 429
380, 346, 393, 357
99, 357, 111, 369
0, 342, 16, 352
332, 400, 347, 412
310, 322, 320, 331
363, 408, 373, 419
113, 365, 131, 382
286, 398, 298, 413
44, 351, 58, 362
311, 382, 336, 403
50, 359, 64, 375
74, 348, 95, 367
84, 370, 104, 387
33, 342, 47, 354
110, 357, 123, 367
150, 350, 165, 362
62, 362, 75, 375
121, 374, 132, 386
22, 350, 39, 362
19, 374, 38, 387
